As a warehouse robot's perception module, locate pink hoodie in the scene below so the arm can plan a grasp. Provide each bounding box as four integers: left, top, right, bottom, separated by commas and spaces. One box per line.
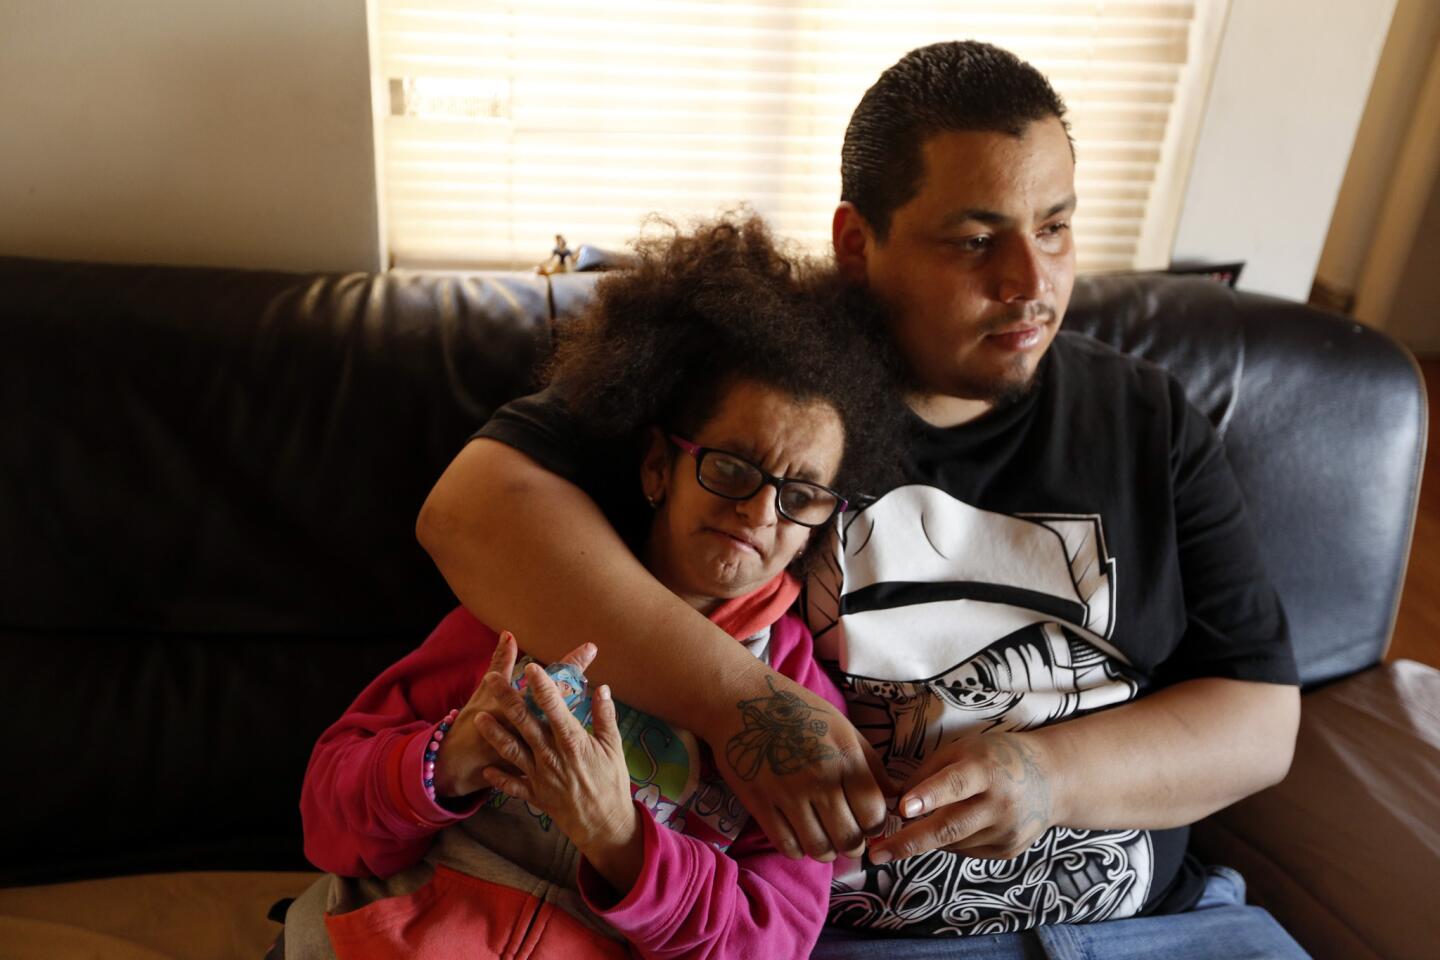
298, 574, 843, 960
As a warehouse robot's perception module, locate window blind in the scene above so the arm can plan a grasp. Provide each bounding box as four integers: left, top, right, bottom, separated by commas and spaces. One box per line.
373, 1, 1221, 273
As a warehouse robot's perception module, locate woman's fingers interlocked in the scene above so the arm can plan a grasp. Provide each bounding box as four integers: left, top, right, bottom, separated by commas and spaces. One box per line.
589, 681, 624, 757
476, 657, 635, 853
487, 630, 519, 685
477, 674, 541, 765
523, 663, 589, 754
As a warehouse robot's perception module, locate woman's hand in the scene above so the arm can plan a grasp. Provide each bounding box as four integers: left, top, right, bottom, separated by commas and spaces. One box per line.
432, 631, 597, 800
477, 661, 644, 894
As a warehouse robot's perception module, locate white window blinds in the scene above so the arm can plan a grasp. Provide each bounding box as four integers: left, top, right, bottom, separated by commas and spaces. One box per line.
373, 1, 1224, 273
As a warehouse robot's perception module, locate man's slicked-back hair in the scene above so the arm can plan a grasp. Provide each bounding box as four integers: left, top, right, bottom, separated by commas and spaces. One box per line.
841, 40, 1071, 240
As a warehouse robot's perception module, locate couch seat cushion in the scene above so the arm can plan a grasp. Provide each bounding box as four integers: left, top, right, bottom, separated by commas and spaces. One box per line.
0, 870, 317, 959
1192, 659, 1440, 960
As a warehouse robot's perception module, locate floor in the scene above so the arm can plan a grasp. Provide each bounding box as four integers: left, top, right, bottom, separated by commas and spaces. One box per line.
1386, 356, 1439, 669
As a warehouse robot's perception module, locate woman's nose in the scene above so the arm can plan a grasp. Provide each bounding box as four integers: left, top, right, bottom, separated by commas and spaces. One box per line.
735, 484, 779, 527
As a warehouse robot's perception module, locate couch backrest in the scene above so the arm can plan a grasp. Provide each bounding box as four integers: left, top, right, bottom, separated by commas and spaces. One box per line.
1062, 273, 1425, 687
1, 256, 557, 882
1, 257, 555, 637
0, 256, 1424, 883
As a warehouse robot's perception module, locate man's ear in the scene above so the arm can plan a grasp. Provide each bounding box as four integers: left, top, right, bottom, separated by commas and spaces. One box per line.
832, 202, 874, 284
639, 427, 671, 506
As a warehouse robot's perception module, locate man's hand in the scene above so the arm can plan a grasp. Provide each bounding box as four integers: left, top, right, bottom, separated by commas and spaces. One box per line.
432, 631, 597, 799
862, 678, 1299, 865
867, 732, 1054, 864
711, 671, 896, 862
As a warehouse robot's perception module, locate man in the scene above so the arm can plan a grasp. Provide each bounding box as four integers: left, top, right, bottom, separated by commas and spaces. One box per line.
417, 41, 1305, 957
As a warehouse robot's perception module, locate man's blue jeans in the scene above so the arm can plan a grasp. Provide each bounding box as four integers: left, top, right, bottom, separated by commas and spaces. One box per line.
811, 866, 1310, 959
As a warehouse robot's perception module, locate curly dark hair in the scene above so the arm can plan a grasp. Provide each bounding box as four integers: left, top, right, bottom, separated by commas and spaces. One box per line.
842, 40, 1071, 241
546, 213, 906, 503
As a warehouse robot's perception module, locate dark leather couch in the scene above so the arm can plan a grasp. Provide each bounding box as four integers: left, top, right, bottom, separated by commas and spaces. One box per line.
1, 255, 1434, 959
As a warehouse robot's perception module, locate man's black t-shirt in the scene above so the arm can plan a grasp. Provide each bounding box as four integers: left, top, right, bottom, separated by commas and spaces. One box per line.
474, 331, 1297, 935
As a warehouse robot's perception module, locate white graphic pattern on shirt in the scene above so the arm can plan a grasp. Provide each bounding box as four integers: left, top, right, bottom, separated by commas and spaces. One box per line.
810, 485, 1150, 935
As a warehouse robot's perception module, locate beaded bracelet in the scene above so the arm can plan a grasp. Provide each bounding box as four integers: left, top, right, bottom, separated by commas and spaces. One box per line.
422, 708, 460, 803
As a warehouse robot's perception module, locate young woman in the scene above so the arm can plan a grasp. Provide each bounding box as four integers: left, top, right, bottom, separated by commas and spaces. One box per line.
279, 215, 903, 960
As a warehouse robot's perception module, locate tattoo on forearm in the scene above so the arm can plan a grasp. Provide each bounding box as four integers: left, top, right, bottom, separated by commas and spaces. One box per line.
991, 734, 1053, 834
725, 676, 837, 781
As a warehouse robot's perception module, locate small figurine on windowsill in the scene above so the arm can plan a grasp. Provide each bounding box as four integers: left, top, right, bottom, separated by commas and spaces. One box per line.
535, 234, 574, 275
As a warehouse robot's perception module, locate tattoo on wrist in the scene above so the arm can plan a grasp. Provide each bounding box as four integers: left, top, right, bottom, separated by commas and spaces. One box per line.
992, 734, 1053, 833
724, 676, 837, 781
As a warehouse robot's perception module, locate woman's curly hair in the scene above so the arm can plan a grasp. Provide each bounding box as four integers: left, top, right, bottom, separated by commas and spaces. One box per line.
546, 213, 907, 501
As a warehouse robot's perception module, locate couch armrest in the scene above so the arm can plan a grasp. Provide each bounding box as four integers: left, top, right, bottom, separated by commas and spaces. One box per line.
1191, 659, 1440, 960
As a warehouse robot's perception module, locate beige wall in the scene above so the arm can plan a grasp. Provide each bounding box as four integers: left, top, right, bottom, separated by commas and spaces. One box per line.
1385, 156, 1440, 354
1171, 0, 1397, 302
0, 0, 381, 274
1340, 14, 1440, 354
1317, 0, 1440, 296
0, 1, 1415, 294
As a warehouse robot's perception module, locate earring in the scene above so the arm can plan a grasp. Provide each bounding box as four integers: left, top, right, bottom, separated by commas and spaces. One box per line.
646, 494, 662, 508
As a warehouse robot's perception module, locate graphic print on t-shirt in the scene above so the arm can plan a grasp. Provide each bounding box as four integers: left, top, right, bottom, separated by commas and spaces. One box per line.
809, 484, 1151, 935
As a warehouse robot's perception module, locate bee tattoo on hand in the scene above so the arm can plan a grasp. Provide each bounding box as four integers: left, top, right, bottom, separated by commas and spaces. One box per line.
725, 677, 838, 780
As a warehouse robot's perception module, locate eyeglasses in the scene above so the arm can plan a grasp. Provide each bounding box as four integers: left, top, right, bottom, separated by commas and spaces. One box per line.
668, 435, 848, 528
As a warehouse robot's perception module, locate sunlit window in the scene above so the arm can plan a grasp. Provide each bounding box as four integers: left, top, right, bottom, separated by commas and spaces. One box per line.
373, 1, 1225, 273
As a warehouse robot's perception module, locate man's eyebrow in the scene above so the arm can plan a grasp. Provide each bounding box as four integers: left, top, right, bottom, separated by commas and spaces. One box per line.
1042, 194, 1078, 219
938, 195, 1078, 231
939, 208, 1009, 230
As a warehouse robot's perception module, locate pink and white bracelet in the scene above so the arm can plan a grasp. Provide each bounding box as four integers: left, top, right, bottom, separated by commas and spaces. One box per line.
422, 708, 460, 802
